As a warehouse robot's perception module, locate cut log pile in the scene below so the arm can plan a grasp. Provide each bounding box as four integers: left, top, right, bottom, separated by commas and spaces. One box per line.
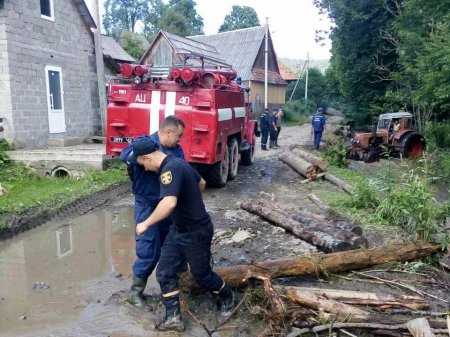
179, 243, 448, 337
240, 198, 367, 252
279, 147, 353, 194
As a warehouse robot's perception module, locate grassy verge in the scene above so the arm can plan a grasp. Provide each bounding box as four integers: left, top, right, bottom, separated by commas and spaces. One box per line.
0, 161, 127, 226
282, 115, 310, 127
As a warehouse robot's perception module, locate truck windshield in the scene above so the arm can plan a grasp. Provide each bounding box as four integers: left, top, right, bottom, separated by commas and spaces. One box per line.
378, 118, 390, 129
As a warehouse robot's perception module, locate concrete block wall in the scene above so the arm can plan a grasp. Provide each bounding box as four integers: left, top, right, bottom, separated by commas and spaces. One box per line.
0, 0, 101, 148
0, 8, 14, 142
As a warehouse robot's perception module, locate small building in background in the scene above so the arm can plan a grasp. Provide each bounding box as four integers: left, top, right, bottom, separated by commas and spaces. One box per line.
139, 27, 287, 114
277, 60, 299, 83
101, 34, 135, 84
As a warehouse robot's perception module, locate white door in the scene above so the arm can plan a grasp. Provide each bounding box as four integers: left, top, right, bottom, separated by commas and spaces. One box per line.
45, 66, 66, 133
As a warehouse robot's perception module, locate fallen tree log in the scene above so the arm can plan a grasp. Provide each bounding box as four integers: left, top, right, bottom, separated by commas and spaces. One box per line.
181, 242, 441, 289
240, 200, 358, 252
258, 199, 365, 239
241, 199, 368, 251
323, 173, 353, 194
286, 287, 446, 329
291, 147, 329, 171
285, 287, 429, 310
279, 152, 317, 180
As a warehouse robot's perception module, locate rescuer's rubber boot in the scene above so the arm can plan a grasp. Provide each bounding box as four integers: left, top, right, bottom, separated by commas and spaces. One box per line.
156, 303, 185, 332
261, 144, 268, 151
269, 140, 274, 148
129, 274, 150, 310
218, 285, 236, 316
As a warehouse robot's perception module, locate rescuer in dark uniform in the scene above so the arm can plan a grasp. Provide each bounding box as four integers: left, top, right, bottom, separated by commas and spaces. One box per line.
133, 139, 235, 332
311, 107, 326, 151
120, 116, 185, 310
269, 108, 279, 148
259, 107, 270, 150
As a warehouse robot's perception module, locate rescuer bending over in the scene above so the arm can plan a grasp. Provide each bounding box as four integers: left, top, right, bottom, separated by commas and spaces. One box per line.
133, 139, 236, 332
120, 116, 185, 310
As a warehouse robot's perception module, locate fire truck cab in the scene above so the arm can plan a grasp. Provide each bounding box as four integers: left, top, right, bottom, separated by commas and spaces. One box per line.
106, 56, 258, 187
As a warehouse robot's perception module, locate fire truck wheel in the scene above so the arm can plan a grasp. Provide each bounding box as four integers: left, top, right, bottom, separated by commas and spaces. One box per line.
205, 143, 229, 187
240, 145, 254, 166
228, 137, 239, 180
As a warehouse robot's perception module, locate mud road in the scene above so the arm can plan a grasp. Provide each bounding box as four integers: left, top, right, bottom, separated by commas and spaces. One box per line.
1, 118, 448, 337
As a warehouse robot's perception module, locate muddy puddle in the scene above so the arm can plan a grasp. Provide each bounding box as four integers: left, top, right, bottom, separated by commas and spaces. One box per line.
0, 207, 148, 337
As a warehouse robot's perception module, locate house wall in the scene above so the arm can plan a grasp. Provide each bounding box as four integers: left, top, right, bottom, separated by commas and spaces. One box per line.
0, 4, 14, 141
142, 37, 174, 66
249, 81, 286, 114
0, 0, 100, 148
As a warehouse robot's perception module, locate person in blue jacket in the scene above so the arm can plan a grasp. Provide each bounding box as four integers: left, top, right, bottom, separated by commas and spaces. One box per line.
259, 108, 270, 151
311, 107, 326, 150
120, 116, 185, 310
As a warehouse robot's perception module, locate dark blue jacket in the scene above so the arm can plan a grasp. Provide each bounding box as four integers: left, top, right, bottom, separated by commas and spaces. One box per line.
312, 114, 326, 132
120, 132, 185, 205
259, 113, 270, 131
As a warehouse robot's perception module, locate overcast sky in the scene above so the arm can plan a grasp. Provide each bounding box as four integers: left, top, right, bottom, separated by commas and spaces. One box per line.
86, 0, 332, 60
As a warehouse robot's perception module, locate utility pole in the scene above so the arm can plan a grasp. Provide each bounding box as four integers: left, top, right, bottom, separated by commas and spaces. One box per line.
264, 17, 269, 111
304, 52, 309, 114
92, 0, 106, 135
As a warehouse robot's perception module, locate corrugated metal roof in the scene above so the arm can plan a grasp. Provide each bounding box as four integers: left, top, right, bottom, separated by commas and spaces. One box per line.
161, 31, 228, 66
189, 26, 266, 81
101, 35, 136, 63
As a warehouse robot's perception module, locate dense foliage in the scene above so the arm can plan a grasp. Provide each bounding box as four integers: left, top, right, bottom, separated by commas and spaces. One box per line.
103, 0, 204, 38
313, 0, 450, 131
218, 5, 260, 33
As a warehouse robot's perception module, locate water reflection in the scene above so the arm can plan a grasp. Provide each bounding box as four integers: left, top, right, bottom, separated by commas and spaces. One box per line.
0, 207, 135, 336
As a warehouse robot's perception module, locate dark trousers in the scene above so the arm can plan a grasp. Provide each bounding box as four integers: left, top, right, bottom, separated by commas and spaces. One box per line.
313, 131, 323, 150
156, 223, 224, 308
133, 198, 170, 280
269, 127, 277, 142
261, 128, 269, 148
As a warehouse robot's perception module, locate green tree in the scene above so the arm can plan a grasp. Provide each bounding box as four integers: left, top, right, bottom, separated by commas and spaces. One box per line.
387, 0, 450, 129
167, 0, 204, 35
314, 0, 399, 128
218, 5, 260, 32
120, 31, 145, 59
158, 8, 191, 37
286, 67, 327, 110
103, 0, 149, 36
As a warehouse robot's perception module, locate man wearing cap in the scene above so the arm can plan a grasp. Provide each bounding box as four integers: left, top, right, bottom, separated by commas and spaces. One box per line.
311, 107, 326, 151
120, 116, 185, 310
133, 139, 235, 332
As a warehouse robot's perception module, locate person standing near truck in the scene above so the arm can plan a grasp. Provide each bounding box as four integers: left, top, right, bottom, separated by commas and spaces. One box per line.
269, 108, 279, 148
259, 108, 270, 151
133, 139, 236, 332
311, 107, 326, 151
120, 116, 185, 310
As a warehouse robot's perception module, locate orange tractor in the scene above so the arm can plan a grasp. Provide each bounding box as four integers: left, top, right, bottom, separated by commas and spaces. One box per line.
349, 112, 426, 163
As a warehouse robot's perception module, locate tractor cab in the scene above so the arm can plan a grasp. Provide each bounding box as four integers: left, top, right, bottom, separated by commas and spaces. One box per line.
349, 112, 425, 162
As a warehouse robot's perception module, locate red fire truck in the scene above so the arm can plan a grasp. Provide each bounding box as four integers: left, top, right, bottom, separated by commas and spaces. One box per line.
106, 57, 258, 187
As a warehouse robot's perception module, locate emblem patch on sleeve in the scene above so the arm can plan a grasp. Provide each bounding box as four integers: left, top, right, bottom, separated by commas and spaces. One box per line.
161, 171, 172, 185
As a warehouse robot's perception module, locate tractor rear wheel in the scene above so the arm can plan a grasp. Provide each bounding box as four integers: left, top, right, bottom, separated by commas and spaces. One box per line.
204, 143, 229, 187
228, 137, 239, 180
400, 132, 425, 159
